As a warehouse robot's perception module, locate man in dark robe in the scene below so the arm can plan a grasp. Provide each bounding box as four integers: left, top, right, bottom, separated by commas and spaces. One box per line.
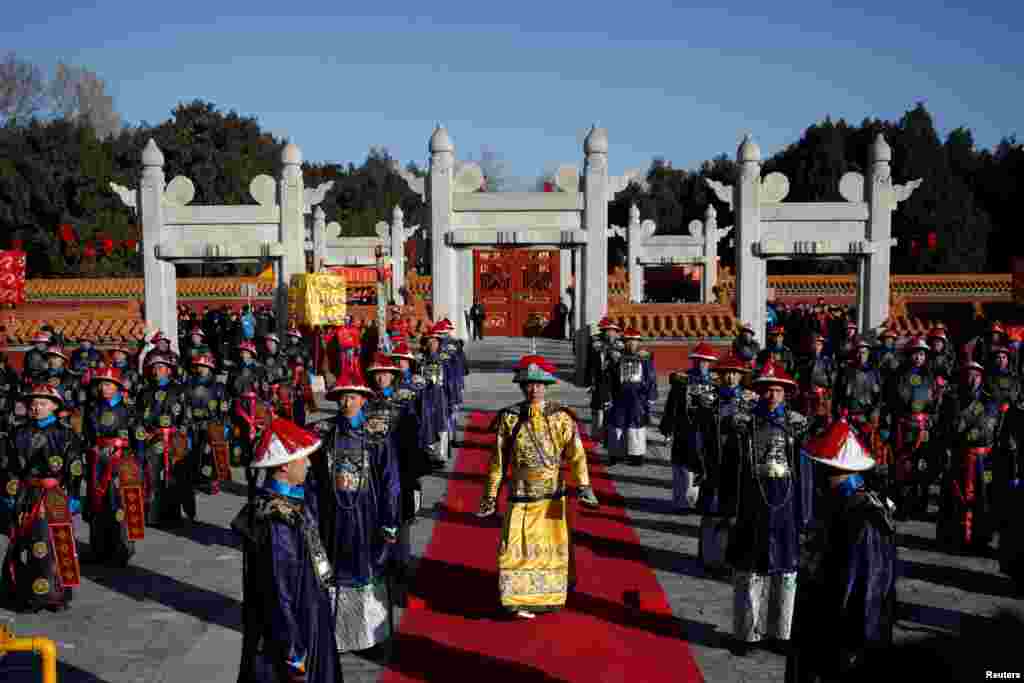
787, 419, 897, 681
233, 417, 342, 683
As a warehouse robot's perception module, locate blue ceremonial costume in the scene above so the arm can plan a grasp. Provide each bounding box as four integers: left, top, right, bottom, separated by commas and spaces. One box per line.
661, 366, 715, 509
310, 412, 401, 652
787, 482, 897, 680
607, 349, 657, 466
417, 350, 453, 465
233, 481, 342, 683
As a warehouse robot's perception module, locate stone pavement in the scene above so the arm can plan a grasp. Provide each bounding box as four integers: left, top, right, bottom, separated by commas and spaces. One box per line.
2, 337, 1023, 681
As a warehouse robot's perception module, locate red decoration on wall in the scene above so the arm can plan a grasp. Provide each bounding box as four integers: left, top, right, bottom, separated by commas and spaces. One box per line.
83, 244, 97, 258
11, 239, 23, 250
59, 224, 77, 243
910, 239, 921, 258
0, 250, 26, 304
927, 232, 937, 250
102, 239, 114, 256
124, 239, 137, 251
543, 182, 554, 192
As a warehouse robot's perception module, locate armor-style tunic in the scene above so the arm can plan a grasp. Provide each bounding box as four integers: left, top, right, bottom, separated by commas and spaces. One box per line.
835, 362, 883, 447
937, 386, 1004, 551
365, 383, 429, 526
83, 396, 140, 565
885, 367, 937, 485
416, 351, 452, 462
607, 351, 658, 430
796, 352, 836, 431
586, 337, 622, 411
1, 418, 84, 611
756, 344, 795, 376
874, 344, 902, 383
185, 375, 230, 491
986, 370, 1021, 408
136, 380, 192, 526
22, 348, 49, 386
230, 360, 266, 400
70, 346, 103, 374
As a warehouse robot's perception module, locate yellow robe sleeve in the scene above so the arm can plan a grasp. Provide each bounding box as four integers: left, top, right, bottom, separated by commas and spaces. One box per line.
559, 413, 590, 488
486, 411, 513, 498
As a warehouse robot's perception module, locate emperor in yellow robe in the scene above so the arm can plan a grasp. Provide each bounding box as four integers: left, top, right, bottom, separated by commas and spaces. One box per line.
481, 401, 596, 615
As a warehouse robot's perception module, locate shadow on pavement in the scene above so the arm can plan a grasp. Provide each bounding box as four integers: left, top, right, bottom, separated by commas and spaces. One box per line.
899, 559, 1019, 598
0, 655, 113, 683
79, 562, 242, 633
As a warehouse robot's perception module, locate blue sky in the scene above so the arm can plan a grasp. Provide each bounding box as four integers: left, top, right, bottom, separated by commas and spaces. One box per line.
4, 1, 1020, 185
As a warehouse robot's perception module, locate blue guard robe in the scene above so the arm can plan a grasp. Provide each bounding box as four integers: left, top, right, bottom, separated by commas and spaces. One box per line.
607, 350, 658, 465
310, 411, 401, 652
786, 480, 897, 681
233, 480, 342, 683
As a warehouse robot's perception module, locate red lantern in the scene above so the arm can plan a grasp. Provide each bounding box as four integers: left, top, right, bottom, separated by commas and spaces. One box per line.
543, 182, 554, 192
124, 239, 137, 251
59, 224, 77, 243
102, 239, 114, 256
11, 239, 23, 250
83, 244, 97, 258
927, 232, 937, 250
910, 239, 921, 258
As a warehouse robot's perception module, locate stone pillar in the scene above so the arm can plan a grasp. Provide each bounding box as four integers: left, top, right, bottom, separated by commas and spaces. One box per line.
864, 134, 892, 334
702, 205, 718, 304
456, 249, 473, 339
312, 206, 327, 272
856, 257, 868, 332
627, 204, 643, 303
391, 205, 405, 305
559, 248, 571, 311
279, 143, 306, 336
429, 126, 456, 326
577, 126, 609, 383
572, 248, 581, 334
139, 139, 178, 353
734, 135, 767, 343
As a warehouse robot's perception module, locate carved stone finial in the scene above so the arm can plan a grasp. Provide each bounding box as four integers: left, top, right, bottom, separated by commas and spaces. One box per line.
249, 175, 277, 206
393, 204, 404, 222
706, 178, 734, 208
110, 182, 137, 209
760, 172, 790, 203
704, 204, 717, 220
839, 172, 865, 202
314, 206, 325, 220
142, 139, 164, 167
375, 221, 390, 240
282, 143, 302, 165
871, 133, 892, 163
738, 134, 761, 163
164, 176, 195, 206
584, 126, 608, 155
629, 204, 640, 225
303, 181, 334, 212
453, 163, 485, 193
430, 125, 454, 154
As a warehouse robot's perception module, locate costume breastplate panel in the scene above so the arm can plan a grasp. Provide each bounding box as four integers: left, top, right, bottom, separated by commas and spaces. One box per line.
619, 357, 643, 384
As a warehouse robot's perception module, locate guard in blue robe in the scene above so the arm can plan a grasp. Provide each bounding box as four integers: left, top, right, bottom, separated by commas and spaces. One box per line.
234, 481, 342, 683
417, 329, 454, 465
70, 339, 103, 375
661, 343, 718, 509
310, 389, 401, 653
607, 330, 657, 466
787, 463, 897, 680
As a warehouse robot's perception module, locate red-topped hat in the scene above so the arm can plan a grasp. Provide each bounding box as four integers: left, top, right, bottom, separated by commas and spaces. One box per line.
714, 353, 752, 374
767, 324, 785, 335
689, 341, 719, 361
513, 355, 558, 384
251, 417, 322, 469
91, 366, 125, 388
598, 317, 621, 331
926, 327, 947, 341
853, 336, 872, 350
739, 321, 755, 334
189, 326, 205, 337
145, 352, 176, 369
390, 342, 416, 361
238, 340, 257, 355
149, 330, 169, 344
847, 320, 858, 329
23, 383, 65, 408
989, 321, 1006, 335
422, 322, 445, 339
367, 352, 401, 374
326, 367, 374, 400
964, 360, 985, 374
192, 353, 217, 370
107, 343, 133, 356
804, 418, 876, 472
905, 336, 929, 352
879, 326, 899, 339
752, 359, 797, 388
286, 327, 303, 338
991, 344, 1011, 356
45, 345, 68, 362
622, 327, 643, 340
31, 331, 52, 344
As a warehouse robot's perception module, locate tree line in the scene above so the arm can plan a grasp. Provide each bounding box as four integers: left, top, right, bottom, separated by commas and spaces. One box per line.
1, 51, 1020, 277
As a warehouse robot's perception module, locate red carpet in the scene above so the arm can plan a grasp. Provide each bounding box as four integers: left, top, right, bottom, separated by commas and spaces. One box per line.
381, 411, 704, 683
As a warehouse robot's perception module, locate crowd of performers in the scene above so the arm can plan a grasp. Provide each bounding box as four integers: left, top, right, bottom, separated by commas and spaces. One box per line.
585, 313, 1024, 678
0, 308, 469, 676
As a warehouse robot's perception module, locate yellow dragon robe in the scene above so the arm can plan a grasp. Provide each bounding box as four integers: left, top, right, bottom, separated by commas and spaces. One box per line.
486, 401, 590, 613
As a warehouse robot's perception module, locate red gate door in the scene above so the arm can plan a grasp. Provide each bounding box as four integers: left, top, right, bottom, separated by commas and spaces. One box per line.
517, 250, 560, 337
474, 249, 517, 336
473, 249, 561, 337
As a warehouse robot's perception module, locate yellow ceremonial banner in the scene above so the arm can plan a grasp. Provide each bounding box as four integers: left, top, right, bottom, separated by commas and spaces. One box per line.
289, 273, 347, 326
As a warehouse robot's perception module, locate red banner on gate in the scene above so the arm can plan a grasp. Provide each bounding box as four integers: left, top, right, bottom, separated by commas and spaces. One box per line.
0, 250, 26, 305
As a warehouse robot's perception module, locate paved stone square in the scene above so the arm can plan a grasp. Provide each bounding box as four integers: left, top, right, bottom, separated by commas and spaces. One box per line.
2, 338, 1022, 681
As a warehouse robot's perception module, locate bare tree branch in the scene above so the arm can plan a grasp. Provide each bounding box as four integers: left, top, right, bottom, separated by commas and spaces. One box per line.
0, 51, 46, 122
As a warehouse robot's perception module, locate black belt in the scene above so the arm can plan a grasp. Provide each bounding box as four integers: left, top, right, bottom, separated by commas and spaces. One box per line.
508, 490, 567, 504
